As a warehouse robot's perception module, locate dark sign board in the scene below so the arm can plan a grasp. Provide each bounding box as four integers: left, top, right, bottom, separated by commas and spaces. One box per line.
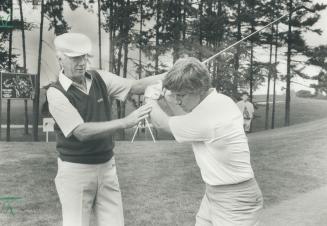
1, 72, 35, 99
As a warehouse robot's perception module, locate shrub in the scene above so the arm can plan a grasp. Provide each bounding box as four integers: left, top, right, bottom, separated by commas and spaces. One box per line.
296, 90, 314, 98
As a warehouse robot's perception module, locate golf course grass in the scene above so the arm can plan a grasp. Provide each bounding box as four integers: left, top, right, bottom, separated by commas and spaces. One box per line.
1, 95, 327, 141
1, 116, 327, 225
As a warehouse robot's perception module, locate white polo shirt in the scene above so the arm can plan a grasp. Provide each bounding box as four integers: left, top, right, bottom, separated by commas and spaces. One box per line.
237, 100, 255, 119
47, 70, 132, 137
168, 89, 254, 186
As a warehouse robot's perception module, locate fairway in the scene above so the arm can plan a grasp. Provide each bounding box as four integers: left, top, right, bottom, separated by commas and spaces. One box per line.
2, 96, 327, 142
251, 96, 327, 132
1, 117, 327, 225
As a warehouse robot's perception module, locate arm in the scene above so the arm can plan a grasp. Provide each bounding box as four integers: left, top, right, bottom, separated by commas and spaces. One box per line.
72, 120, 125, 142
147, 99, 171, 133
149, 98, 211, 143
98, 70, 166, 100
130, 72, 166, 95
47, 87, 152, 142
73, 104, 152, 142
144, 84, 210, 143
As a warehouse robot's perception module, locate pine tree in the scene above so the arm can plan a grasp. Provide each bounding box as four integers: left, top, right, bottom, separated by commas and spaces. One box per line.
278, 0, 327, 126
307, 45, 327, 94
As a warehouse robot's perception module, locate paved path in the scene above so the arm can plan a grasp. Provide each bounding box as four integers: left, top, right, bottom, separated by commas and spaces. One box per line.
262, 185, 327, 226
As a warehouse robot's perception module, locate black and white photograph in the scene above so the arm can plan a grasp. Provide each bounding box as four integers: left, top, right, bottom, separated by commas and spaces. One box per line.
0, 0, 327, 225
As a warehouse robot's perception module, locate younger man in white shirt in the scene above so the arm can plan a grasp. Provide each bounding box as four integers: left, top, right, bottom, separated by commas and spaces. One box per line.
145, 57, 263, 226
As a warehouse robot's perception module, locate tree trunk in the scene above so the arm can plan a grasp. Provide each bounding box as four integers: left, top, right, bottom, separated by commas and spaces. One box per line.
198, 0, 203, 60
249, 43, 254, 101
265, 0, 277, 130
7, 0, 14, 141
138, 0, 143, 106
155, 0, 160, 74
182, 0, 186, 40
233, 0, 242, 97
121, 38, 129, 140
115, 42, 123, 120
271, 12, 279, 129
214, 0, 223, 87
265, 26, 274, 130
120, 0, 131, 140
249, 1, 255, 102
285, 0, 292, 126
18, 0, 29, 135
108, 1, 114, 72
33, 0, 45, 141
98, 0, 102, 69
172, 0, 181, 62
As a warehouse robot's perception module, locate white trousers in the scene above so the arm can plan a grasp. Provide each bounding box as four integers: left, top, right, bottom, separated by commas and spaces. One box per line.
244, 119, 252, 132
195, 178, 263, 226
55, 157, 124, 226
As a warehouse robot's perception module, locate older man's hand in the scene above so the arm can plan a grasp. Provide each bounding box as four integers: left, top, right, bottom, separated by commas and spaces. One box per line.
144, 82, 163, 102
123, 103, 152, 128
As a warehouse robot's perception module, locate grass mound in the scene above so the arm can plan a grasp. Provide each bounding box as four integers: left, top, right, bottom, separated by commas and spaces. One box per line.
1, 118, 327, 225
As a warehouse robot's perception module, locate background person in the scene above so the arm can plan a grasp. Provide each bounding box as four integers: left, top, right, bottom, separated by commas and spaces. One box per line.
237, 92, 255, 133
144, 57, 263, 226
47, 32, 164, 226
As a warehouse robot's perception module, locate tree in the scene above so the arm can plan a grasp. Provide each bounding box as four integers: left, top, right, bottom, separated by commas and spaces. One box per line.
98, 0, 102, 69
33, 0, 45, 141
18, 0, 29, 134
279, 0, 326, 126
44, 0, 70, 35
271, 4, 281, 129
307, 45, 327, 94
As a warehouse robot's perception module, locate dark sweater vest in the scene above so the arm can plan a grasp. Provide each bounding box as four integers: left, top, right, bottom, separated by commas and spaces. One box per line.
50, 70, 114, 164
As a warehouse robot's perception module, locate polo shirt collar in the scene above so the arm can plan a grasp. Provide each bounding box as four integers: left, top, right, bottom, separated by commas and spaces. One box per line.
58, 70, 93, 93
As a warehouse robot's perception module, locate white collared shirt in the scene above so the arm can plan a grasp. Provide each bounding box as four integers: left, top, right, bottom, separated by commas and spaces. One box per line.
168, 90, 254, 186
236, 100, 254, 119
58, 70, 93, 94
47, 70, 133, 137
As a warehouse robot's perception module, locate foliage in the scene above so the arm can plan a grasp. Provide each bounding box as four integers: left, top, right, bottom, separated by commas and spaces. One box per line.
306, 45, 327, 93
296, 89, 314, 98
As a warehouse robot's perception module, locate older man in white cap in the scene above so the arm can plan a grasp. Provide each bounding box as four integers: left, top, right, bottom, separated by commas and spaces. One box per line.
47, 33, 165, 226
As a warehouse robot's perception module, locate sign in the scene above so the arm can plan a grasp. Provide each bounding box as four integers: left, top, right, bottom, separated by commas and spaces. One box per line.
1, 72, 35, 99
43, 118, 55, 132
0, 13, 14, 29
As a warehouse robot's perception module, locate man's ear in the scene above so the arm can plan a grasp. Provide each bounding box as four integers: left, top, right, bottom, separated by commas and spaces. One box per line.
56, 52, 64, 69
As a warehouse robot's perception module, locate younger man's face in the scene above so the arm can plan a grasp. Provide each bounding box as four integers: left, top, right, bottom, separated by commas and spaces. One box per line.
170, 91, 202, 113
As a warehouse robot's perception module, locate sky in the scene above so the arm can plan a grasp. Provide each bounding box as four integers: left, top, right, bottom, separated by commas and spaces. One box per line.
6, 0, 327, 95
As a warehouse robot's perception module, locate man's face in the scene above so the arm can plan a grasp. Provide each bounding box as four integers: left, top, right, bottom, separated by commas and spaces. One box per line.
170, 90, 202, 112
60, 55, 88, 83
241, 94, 249, 101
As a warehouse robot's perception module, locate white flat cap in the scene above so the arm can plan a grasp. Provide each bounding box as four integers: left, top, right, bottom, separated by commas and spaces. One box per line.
54, 33, 92, 57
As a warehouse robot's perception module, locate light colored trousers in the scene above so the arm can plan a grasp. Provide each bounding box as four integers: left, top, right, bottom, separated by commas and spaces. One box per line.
195, 178, 263, 226
244, 119, 252, 132
55, 157, 124, 226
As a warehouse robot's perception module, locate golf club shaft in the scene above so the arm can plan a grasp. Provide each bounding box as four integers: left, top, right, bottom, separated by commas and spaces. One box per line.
202, 6, 313, 64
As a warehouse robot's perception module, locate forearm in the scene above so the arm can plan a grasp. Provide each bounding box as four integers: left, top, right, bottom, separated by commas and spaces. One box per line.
73, 119, 127, 142
131, 72, 166, 95
148, 100, 171, 133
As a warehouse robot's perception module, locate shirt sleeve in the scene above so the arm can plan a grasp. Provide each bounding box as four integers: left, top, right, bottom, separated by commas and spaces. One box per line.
47, 87, 84, 138
168, 113, 212, 143
97, 70, 133, 101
